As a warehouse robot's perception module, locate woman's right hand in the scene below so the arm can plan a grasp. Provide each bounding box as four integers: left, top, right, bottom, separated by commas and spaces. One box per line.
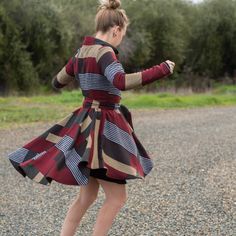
165, 60, 175, 74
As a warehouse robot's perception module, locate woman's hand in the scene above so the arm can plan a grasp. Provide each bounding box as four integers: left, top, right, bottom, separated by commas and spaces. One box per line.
165, 60, 175, 74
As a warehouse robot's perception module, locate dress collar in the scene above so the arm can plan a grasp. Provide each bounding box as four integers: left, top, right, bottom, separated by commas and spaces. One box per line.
82, 36, 119, 55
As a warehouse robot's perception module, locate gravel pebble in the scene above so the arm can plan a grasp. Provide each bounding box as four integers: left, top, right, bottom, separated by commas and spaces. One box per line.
1, 105, 235, 236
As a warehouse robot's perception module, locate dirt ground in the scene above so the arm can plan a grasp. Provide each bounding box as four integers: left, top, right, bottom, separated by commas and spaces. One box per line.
1, 106, 235, 236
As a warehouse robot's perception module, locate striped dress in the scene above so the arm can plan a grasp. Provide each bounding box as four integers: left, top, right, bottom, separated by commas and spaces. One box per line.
7, 36, 171, 186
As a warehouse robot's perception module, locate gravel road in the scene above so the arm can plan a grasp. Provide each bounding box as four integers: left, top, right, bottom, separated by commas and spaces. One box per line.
1, 105, 235, 236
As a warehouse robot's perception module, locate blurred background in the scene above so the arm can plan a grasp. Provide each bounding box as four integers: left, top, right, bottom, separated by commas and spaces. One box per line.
0, 0, 235, 96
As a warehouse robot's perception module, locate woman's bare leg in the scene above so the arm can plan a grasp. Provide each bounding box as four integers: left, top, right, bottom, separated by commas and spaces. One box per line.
60, 177, 99, 236
92, 179, 127, 236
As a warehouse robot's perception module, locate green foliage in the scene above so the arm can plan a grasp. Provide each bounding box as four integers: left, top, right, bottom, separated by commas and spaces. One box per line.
187, 0, 236, 77
0, 2, 38, 95
122, 0, 191, 71
18, 1, 71, 80
0, 0, 235, 95
0, 0, 72, 95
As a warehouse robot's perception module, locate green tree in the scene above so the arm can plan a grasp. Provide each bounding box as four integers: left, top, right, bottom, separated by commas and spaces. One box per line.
186, 0, 236, 78
0, 2, 38, 95
0, 0, 72, 95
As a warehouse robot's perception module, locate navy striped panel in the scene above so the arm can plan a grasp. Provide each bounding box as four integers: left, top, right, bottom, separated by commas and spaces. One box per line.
138, 155, 153, 175
65, 148, 89, 185
103, 120, 138, 156
8, 148, 29, 163
104, 61, 124, 83
79, 73, 121, 96
55, 135, 74, 155
98, 51, 117, 73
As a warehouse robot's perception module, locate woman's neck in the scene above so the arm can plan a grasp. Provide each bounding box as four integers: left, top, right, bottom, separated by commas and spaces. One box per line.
95, 31, 114, 47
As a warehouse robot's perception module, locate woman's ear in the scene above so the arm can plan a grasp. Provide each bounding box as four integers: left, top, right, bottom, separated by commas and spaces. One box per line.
113, 26, 120, 35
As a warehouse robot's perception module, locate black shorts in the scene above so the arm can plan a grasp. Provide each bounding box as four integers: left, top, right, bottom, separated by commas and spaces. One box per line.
90, 169, 127, 185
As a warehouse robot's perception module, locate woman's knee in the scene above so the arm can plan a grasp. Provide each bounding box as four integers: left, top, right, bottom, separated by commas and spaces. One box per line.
97, 179, 127, 208
106, 191, 127, 209
78, 191, 98, 206
75, 188, 98, 206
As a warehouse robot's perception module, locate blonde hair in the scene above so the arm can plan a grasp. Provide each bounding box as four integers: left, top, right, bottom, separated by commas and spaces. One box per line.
95, 0, 129, 33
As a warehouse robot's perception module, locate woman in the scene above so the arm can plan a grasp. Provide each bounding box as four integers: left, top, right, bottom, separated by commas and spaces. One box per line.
7, 0, 175, 235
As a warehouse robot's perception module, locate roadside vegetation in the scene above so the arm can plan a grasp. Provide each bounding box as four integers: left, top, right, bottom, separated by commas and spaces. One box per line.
0, 84, 235, 129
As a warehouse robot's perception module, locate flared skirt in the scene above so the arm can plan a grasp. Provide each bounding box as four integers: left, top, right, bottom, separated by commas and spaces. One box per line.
7, 99, 153, 186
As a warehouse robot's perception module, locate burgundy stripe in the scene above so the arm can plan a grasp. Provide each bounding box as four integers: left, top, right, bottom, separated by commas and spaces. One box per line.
78, 58, 101, 74
65, 57, 75, 76
84, 90, 121, 103
141, 63, 171, 85
24, 137, 54, 153
113, 72, 126, 90
104, 111, 132, 132
104, 162, 129, 180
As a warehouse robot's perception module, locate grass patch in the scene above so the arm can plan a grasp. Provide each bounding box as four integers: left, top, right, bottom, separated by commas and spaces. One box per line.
212, 84, 236, 95
121, 92, 236, 108
0, 85, 236, 129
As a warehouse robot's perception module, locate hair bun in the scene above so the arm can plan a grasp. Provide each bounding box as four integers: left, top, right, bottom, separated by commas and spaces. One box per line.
99, 0, 121, 10
108, 0, 121, 9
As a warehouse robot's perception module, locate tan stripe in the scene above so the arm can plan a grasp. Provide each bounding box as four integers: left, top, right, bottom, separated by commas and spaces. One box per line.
33, 172, 45, 182
79, 45, 101, 59
56, 113, 73, 127
91, 118, 101, 169
90, 100, 100, 109
96, 46, 114, 62
86, 135, 92, 149
80, 115, 92, 133
57, 67, 74, 85
46, 133, 62, 143
125, 72, 142, 90
79, 45, 113, 62
102, 151, 137, 176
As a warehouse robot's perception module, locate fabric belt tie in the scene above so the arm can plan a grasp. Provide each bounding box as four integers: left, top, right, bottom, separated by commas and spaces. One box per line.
82, 98, 120, 110
82, 98, 134, 129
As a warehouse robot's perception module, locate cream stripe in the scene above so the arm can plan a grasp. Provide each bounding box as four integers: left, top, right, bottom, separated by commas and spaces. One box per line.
87, 135, 92, 149
96, 46, 114, 62
33, 172, 45, 182
125, 72, 142, 90
46, 133, 62, 143
80, 115, 92, 133
57, 67, 74, 85
79, 45, 101, 59
56, 113, 73, 127
102, 151, 137, 176
91, 118, 101, 169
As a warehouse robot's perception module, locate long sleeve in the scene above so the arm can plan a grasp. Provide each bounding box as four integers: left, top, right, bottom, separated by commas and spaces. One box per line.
97, 46, 171, 91
51, 53, 78, 90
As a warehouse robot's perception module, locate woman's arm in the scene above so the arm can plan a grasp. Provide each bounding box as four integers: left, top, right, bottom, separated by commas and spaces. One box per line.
51, 51, 80, 90
97, 46, 175, 91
